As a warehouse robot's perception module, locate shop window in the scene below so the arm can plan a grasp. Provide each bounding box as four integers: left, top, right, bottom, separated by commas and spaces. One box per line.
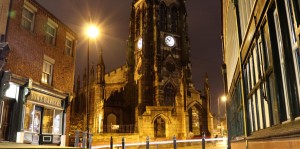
42, 109, 54, 134
53, 110, 62, 134
23, 103, 34, 132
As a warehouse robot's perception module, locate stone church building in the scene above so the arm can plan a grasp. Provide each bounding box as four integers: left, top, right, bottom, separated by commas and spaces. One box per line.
71, 0, 213, 140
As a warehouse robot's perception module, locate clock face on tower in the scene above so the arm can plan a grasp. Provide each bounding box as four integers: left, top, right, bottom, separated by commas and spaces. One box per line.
165, 35, 175, 47
137, 38, 143, 50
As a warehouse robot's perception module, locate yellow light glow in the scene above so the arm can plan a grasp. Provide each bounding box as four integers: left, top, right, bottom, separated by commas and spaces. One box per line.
221, 96, 227, 102
86, 24, 99, 39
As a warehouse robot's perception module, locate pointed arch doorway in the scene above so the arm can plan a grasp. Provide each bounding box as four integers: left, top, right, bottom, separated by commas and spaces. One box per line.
154, 116, 166, 137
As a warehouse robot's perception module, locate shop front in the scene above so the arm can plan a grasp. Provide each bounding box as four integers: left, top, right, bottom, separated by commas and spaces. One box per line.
21, 90, 67, 145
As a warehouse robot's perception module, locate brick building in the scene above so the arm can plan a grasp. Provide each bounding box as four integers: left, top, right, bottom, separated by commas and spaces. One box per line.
0, 0, 76, 146
222, 0, 300, 148
71, 0, 213, 142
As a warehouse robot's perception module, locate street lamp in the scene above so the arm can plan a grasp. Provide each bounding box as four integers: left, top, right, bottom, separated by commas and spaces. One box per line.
218, 95, 227, 136
85, 24, 99, 133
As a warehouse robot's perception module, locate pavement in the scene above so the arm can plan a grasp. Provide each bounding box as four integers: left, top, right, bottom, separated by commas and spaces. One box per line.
0, 141, 79, 148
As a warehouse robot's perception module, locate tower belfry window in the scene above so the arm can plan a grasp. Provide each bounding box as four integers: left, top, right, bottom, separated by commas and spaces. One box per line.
159, 3, 167, 31
171, 6, 178, 32
136, 10, 141, 37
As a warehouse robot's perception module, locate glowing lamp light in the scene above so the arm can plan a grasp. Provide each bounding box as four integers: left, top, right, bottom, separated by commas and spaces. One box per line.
221, 96, 227, 102
86, 25, 99, 39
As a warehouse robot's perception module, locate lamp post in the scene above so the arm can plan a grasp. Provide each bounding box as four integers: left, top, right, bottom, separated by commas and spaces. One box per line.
86, 24, 99, 133
218, 95, 227, 136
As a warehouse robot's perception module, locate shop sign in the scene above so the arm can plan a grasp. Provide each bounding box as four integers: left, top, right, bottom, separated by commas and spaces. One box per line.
29, 91, 61, 107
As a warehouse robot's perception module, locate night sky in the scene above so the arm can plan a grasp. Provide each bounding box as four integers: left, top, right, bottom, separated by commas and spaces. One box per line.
36, 0, 224, 115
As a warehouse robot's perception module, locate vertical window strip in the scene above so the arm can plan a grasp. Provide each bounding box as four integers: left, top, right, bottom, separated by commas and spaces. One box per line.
257, 88, 263, 129
253, 47, 259, 83
250, 56, 254, 89
263, 81, 271, 127
248, 99, 254, 132
252, 94, 258, 131
274, 10, 291, 120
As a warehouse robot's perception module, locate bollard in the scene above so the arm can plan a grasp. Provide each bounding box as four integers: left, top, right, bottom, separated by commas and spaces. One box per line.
202, 132, 205, 149
82, 131, 87, 148
146, 136, 150, 149
110, 136, 113, 149
88, 133, 93, 149
122, 137, 125, 149
173, 135, 177, 149
74, 130, 79, 147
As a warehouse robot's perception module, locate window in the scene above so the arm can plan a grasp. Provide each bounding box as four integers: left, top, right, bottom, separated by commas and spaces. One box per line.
42, 55, 55, 85
45, 19, 58, 45
21, 1, 36, 31
285, 0, 300, 113
162, 83, 176, 106
65, 34, 74, 56
159, 3, 167, 31
23, 103, 34, 132
273, 9, 291, 120
171, 6, 178, 32
136, 10, 141, 37
238, 0, 256, 39
227, 81, 244, 138
42, 109, 54, 134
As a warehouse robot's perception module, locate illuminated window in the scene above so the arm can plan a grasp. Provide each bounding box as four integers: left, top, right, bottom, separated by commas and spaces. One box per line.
42, 55, 55, 85
23, 103, 34, 132
42, 109, 54, 133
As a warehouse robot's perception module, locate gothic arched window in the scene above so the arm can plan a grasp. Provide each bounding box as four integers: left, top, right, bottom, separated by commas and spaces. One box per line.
164, 83, 176, 106
171, 6, 178, 33
159, 3, 167, 31
136, 10, 141, 37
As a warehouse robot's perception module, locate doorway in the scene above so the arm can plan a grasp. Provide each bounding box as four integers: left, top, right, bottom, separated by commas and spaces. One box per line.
0, 100, 14, 141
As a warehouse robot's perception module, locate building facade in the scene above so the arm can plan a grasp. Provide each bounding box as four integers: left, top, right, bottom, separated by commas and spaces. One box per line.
222, 0, 300, 148
71, 0, 212, 141
0, 0, 76, 146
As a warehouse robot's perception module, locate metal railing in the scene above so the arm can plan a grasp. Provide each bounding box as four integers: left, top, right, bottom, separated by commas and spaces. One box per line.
92, 135, 227, 149
69, 130, 93, 148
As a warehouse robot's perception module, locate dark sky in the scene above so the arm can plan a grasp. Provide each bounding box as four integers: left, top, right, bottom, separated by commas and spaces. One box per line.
36, 0, 224, 115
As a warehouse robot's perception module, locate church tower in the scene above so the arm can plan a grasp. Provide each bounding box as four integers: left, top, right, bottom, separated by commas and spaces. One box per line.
128, 0, 195, 139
